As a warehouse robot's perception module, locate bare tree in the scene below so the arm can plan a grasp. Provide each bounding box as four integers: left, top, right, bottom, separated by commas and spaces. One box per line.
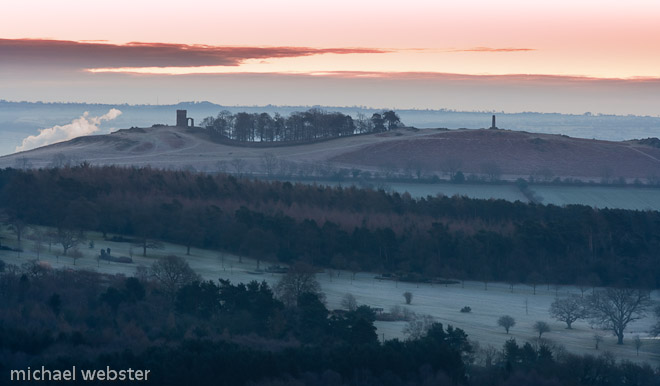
8, 218, 27, 244
442, 158, 463, 180
478, 344, 500, 367
69, 248, 83, 265
506, 271, 519, 293
49, 153, 69, 168
633, 335, 642, 356
150, 255, 200, 299
403, 314, 434, 340
30, 228, 46, 259
587, 288, 651, 344
497, 315, 515, 334
215, 160, 228, 173
533, 321, 551, 338
13, 157, 32, 170
260, 152, 278, 177
526, 272, 544, 295
274, 262, 323, 307
550, 295, 587, 329
403, 291, 413, 305
341, 293, 358, 311
593, 334, 603, 350
56, 228, 83, 256
230, 158, 247, 176
480, 162, 502, 182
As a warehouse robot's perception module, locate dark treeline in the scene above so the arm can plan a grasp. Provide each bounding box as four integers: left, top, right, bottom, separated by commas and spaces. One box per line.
1, 166, 659, 288
0, 266, 656, 385
0, 265, 469, 385
199, 108, 402, 142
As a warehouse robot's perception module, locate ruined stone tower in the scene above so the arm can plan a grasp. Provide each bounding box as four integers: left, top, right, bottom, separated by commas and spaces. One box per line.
176, 110, 194, 127
176, 110, 187, 127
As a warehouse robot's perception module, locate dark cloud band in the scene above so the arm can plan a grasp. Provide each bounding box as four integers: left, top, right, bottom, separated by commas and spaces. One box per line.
0, 38, 389, 69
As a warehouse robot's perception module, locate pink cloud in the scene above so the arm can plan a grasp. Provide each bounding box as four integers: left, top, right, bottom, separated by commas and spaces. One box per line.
448, 47, 536, 53
0, 38, 389, 69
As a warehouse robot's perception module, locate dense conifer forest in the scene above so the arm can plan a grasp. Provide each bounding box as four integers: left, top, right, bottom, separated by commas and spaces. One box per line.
1, 166, 659, 288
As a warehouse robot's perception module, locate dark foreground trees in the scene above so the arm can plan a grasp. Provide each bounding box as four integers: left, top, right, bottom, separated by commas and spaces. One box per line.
0, 262, 658, 386
587, 288, 651, 344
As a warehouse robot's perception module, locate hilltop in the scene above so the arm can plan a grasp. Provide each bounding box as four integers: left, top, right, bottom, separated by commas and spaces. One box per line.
2, 125, 660, 182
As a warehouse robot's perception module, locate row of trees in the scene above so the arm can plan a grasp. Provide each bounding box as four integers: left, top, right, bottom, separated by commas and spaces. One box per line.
200, 108, 402, 142
550, 289, 653, 344
497, 288, 654, 346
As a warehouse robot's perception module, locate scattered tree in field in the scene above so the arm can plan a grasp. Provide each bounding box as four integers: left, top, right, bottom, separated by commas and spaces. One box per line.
230, 158, 247, 175
56, 228, 83, 256
403, 314, 434, 340
150, 255, 200, 298
524, 298, 529, 315
260, 153, 278, 176
587, 288, 651, 344
8, 218, 27, 244
506, 271, 519, 293
526, 272, 544, 295
349, 262, 361, 282
341, 293, 358, 311
652, 306, 660, 337
403, 291, 413, 304
550, 295, 587, 329
481, 162, 502, 182
30, 228, 45, 259
69, 248, 83, 265
274, 262, 323, 307
498, 315, 515, 334
533, 321, 551, 338
133, 238, 163, 257
593, 334, 603, 350
633, 335, 642, 356
442, 158, 463, 181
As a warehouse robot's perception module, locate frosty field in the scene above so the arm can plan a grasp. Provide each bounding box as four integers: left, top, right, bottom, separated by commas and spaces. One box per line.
2, 228, 658, 365
297, 180, 660, 211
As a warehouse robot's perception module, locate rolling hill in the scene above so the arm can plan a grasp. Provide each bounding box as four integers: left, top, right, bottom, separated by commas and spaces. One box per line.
2, 125, 660, 182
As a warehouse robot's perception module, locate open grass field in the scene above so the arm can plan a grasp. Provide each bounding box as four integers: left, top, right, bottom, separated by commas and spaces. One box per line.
292, 179, 660, 211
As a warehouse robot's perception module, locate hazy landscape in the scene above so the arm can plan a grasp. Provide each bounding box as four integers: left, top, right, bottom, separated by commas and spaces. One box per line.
2, 1, 660, 385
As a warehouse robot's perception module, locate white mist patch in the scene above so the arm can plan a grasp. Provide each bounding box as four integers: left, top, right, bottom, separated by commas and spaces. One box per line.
15, 109, 122, 152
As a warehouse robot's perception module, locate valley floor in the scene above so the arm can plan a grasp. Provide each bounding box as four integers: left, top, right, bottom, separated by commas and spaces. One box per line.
1, 227, 658, 365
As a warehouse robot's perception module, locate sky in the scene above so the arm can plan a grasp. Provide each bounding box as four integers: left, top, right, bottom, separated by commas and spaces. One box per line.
1, 0, 660, 115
